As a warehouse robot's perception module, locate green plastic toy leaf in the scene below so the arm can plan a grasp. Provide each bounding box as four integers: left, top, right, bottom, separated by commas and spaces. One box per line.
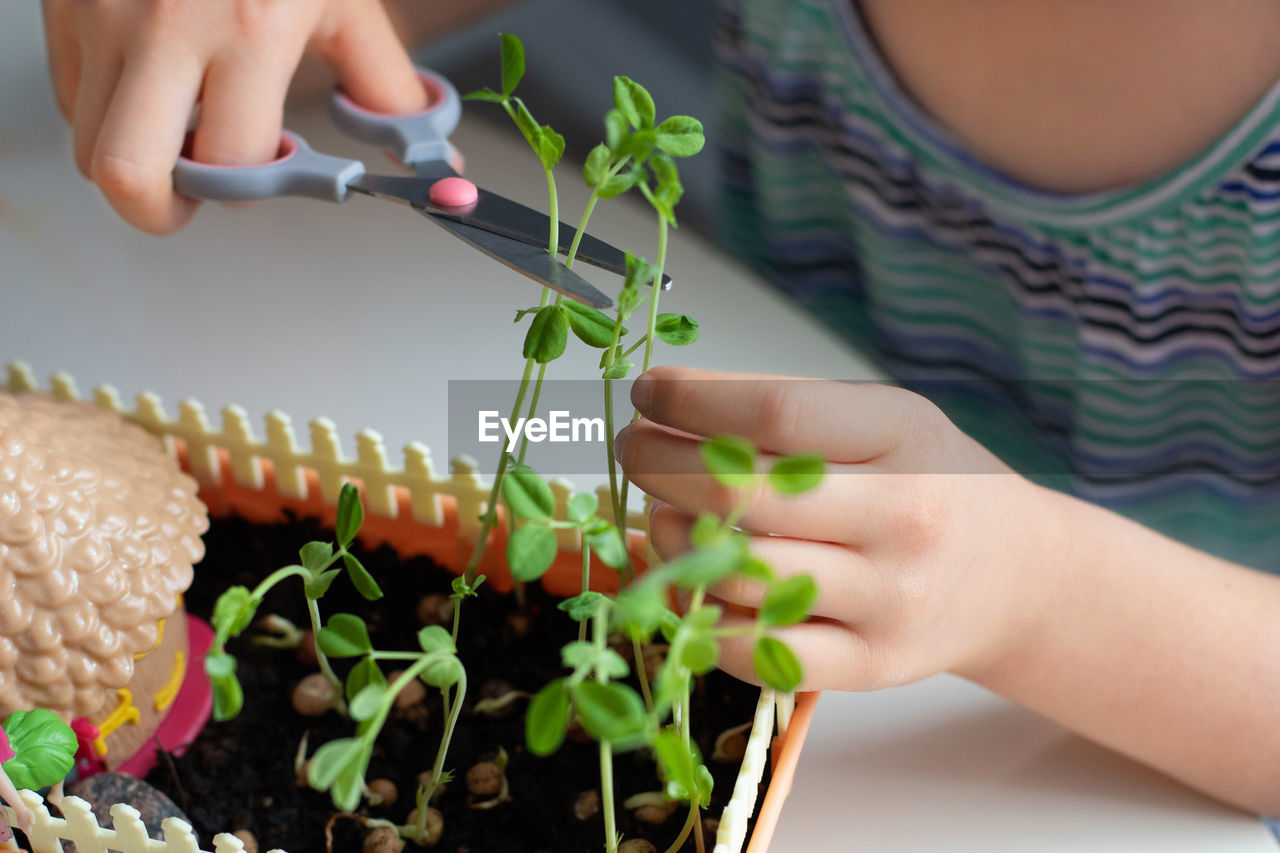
417, 625, 455, 655
700, 435, 757, 488
768, 454, 826, 495
572, 681, 648, 744
317, 613, 373, 658
0, 710, 77, 790
655, 115, 706, 157
502, 464, 555, 522
345, 657, 386, 704
336, 482, 364, 547
343, 552, 383, 601
567, 492, 598, 525
506, 522, 559, 582
299, 541, 333, 573
753, 636, 804, 691
500, 32, 525, 96
522, 304, 569, 364
211, 586, 258, 639
564, 300, 624, 348
613, 76, 655, 129
759, 575, 819, 628
654, 313, 700, 346
584, 143, 611, 187
349, 683, 387, 722
526, 679, 572, 757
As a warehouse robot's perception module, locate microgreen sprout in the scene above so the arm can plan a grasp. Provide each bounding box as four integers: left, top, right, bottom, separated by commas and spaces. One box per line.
205, 482, 380, 721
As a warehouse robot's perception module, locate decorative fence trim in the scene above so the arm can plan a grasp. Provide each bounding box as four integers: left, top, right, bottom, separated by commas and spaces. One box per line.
1, 791, 283, 853
3, 362, 651, 546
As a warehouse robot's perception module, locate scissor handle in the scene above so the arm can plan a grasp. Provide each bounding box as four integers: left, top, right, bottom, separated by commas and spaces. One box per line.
329, 67, 461, 167
174, 131, 365, 203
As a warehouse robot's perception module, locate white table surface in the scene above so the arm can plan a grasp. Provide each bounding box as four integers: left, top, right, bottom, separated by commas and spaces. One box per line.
0, 4, 1273, 851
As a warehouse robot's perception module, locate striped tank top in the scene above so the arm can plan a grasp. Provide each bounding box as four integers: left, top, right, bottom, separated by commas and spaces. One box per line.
714, 0, 1280, 572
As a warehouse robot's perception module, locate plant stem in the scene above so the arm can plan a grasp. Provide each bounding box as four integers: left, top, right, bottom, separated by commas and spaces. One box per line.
664, 802, 699, 853
578, 544, 591, 644
417, 669, 467, 818
632, 633, 655, 714
249, 565, 309, 600
593, 600, 619, 853
306, 595, 346, 715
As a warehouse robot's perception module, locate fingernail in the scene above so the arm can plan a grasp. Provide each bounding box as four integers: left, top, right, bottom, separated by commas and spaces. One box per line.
631, 372, 654, 414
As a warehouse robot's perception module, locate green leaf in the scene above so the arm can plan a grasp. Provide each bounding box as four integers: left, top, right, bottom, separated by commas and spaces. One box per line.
655, 115, 706, 157
567, 493, 598, 525
597, 649, 630, 679
612, 581, 667, 634
522, 304, 569, 364
596, 165, 643, 200
317, 613, 373, 658
420, 655, 464, 688
506, 522, 559, 582
572, 681, 648, 743
417, 625, 455, 655
558, 591, 606, 623
332, 756, 369, 812
690, 513, 723, 548
700, 435, 757, 488
654, 313, 700, 346
304, 568, 341, 600
623, 252, 658, 294
510, 97, 542, 151
345, 657, 386, 703
654, 728, 698, 804
211, 586, 258, 639
768, 454, 826, 495
349, 683, 387, 722
662, 538, 745, 588
740, 554, 775, 582
343, 552, 383, 601
0, 710, 77, 790
502, 463, 555, 522
760, 575, 819, 628
537, 125, 565, 171
603, 358, 634, 380
613, 76, 655, 128
452, 573, 486, 599
695, 764, 715, 808
500, 32, 525, 96
639, 182, 677, 228
604, 109, 628, 151
613, 131, 656, 166
680, 636, 719, 675
560, 640, 596, 670
563, 300, 624, 348
753, 636, 804, 691
336, 482, 364, 547
308, 737, 363, 791
526, 679, 572, 756
586, 524, 629, 569
462, 87, 508, 104
300, 541, 333, 573
513, 306, 540, 323
584, 143, 611, 187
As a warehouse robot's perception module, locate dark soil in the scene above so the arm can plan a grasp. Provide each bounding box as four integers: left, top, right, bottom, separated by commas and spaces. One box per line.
148, 514, 767, 853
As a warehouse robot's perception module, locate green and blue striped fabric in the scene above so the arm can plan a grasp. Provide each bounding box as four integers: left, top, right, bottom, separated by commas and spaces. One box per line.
715, 0, 1280, 572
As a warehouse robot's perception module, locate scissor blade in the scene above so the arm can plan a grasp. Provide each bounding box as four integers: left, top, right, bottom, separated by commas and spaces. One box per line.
439, 190, 673, 289
427, 214, 613, 309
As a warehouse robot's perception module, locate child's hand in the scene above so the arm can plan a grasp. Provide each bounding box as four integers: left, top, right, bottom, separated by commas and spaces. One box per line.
40, 0, 429, 234
616, 366, 1065, 692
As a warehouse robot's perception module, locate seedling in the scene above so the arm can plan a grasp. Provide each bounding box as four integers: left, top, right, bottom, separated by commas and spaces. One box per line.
206, 482, 381, 720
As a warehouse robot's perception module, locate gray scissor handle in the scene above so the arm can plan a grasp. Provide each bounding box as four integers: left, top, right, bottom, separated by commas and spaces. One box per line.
329, 67, 461, 167
174, 131, 365, 203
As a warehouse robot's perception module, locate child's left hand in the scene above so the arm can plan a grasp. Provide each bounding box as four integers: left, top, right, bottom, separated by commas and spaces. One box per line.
616, 366, 1066, 692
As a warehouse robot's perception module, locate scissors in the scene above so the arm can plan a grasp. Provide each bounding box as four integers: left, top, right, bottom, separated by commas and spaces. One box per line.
173, 68, 670, 310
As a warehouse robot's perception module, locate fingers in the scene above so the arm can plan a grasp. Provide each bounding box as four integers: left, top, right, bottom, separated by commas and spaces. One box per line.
631, 365, 931, 463
41, 0, 80, 121
191, 42, 304, 167
313, 0, 428, 114
619, 419, 883, 543
71, 41, 123, 182
91, 38, 204, 233
712, 607, 886, 693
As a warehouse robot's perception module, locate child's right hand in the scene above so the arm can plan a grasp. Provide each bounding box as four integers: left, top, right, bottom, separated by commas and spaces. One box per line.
40, 0, 430, 234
